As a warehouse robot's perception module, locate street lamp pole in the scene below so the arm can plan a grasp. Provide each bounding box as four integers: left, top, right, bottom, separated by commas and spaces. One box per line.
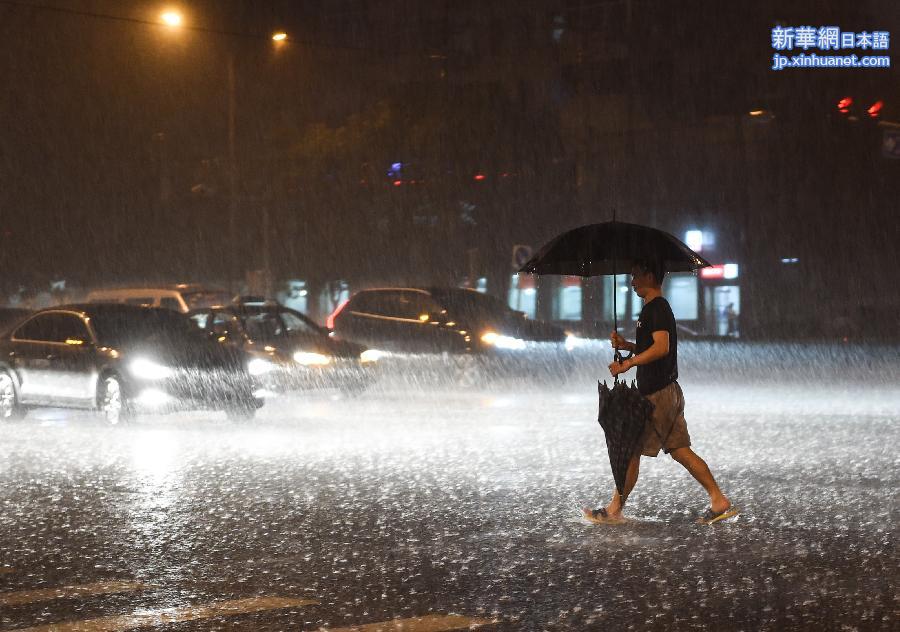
227, 51, 238, 294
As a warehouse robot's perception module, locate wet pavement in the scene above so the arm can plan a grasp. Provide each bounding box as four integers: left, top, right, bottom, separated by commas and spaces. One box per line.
1, 344, 898, 631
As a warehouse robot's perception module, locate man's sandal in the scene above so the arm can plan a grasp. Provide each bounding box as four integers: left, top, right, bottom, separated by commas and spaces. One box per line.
582, 507, 626, 525
697, 505, 740, 525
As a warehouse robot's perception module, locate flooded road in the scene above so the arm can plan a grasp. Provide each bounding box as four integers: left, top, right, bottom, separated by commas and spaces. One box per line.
1, 343, 897, 630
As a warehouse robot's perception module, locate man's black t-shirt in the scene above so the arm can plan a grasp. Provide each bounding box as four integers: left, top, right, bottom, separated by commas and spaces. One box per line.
634, 297, 678, 396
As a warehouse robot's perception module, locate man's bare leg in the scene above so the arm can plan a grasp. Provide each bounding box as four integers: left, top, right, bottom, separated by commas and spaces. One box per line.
669, 447, 730, 513
605, 453, 641, 518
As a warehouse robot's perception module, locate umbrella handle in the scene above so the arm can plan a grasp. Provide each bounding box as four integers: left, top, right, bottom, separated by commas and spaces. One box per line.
612, 350, 634, 383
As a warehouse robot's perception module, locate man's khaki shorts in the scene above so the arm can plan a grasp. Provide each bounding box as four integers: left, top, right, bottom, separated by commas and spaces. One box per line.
640, 381, 691, 457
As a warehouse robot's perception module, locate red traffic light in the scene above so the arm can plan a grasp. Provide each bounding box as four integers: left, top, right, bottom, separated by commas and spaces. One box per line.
837, 97, 853, 114
867, 100, 883, 118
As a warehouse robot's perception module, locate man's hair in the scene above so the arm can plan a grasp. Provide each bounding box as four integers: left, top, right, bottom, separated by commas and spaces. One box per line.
632, 259, 665, 286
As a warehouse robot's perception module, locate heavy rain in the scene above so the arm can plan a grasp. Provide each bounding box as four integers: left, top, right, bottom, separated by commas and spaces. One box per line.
1, 2, 898, 631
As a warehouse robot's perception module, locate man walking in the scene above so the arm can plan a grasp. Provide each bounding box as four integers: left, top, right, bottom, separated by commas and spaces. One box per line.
584, 260, 738, 525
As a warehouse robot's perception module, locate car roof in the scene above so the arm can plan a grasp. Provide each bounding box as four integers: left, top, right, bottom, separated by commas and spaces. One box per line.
351, 287, 497, 303
87, 285, 227, 293
352, 286, 485, 296
354, 287, 431, 293
42, 303, 180, 318
423, 287, 485, 296
192, 303, 272, 312
198, 303, 317, 321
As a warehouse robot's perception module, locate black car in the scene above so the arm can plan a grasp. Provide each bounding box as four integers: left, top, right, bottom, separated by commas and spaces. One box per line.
0, 304, 263, 424
188, 302, 378, 395
328, 287, 578, 383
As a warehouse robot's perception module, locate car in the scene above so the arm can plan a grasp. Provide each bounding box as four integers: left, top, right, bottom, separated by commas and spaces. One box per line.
85, 284, 233, 313
0, 308, 31, 335
328, 287, 578, 384
0, 304, 263, 424
187, 301, 379, 396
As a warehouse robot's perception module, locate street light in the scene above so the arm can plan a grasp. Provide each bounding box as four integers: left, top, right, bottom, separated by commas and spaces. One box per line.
747, 109, 774, 122
160, 11, 183, 27
155, 10, 283, 294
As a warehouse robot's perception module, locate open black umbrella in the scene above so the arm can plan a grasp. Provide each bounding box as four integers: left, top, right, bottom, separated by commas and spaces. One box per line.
521, 220, 709, 502
518, 221, 711, 277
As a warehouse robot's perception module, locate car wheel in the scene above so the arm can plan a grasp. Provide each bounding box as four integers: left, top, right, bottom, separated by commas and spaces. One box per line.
98, 374, 133, 426
0, 371, 25, 421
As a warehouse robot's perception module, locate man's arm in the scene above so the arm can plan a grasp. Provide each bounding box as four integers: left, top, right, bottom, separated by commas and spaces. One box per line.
625, 331, 669, 368
609, 331, 669, 376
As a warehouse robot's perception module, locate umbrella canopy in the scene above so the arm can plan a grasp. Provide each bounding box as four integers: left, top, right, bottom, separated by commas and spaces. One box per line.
519, 221, 711, 277
598, 379, 655, 497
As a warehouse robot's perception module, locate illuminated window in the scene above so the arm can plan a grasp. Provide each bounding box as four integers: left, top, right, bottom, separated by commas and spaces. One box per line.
685, 230, 703, 252
723, 263, 739, 280
279, 279, 308, 313
508, 274, 536, 318
664, 274, 698, 320
602, 275, 630, 322
684, 229, 716, 252
555, 277, 582, 321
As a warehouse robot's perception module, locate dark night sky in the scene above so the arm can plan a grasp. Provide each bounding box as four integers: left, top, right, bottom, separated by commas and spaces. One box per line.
1, 1, 373, 282
1, 0, 899, 293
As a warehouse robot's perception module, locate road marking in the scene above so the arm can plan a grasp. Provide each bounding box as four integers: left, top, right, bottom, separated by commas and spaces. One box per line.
0, 581, 146, 607
322, 614, 492, 632
11, 596, 318, 632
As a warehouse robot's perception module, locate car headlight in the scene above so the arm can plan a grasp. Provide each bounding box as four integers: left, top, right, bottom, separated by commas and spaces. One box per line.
248, 358, 277, 376
129, 357, 174, 380
360, 349, 385, 363
480, 331, 526, 350
481, 331, 498, 345
293, 351, 332, 366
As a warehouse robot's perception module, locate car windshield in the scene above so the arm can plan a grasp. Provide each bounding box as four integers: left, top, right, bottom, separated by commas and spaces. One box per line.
182, 290, 232, 309
90, 309, 206, 347
242, 311, 284, 341
237, 307, 320, 341
429, 289, 514, 321
281, 310, 322, 335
